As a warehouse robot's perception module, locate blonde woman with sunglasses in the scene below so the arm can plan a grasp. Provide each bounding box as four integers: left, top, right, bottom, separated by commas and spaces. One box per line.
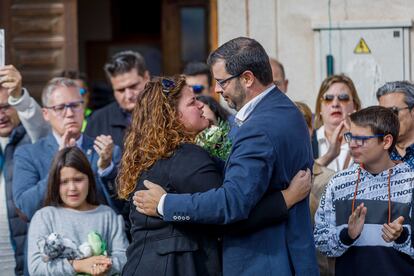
313, 74, 362, 172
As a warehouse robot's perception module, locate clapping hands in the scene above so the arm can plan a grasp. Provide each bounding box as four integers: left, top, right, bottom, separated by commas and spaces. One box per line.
94, 135, 114, 170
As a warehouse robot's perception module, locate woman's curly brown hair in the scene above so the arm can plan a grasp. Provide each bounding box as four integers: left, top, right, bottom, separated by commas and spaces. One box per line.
117, 75, 194, 199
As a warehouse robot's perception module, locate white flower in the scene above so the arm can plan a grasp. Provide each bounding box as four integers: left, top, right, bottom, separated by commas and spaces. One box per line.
204, 125, 222, 144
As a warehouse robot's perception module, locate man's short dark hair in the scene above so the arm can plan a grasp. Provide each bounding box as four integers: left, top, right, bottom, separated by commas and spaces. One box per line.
104, 50, 147, 79
207, 37, 273, 86
350, 106, 399, 153
183, 62, 212, 86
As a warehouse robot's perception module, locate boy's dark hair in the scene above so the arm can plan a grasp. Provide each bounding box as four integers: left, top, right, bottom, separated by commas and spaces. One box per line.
349, 106, 399, 153
44, 147, 100, 207
196, 95, 230, 122
104, 50, 147, 78
183, 62, 212, 87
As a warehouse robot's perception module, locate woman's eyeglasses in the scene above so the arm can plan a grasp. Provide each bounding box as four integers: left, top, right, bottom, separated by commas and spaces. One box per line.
322, 93, 351, 103
343, 132, 384, 147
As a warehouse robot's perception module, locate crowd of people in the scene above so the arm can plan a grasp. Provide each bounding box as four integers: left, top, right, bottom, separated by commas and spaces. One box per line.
0, 36, 413, 276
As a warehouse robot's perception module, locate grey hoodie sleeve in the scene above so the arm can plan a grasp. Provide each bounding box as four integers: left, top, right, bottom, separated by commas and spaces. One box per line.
9, 88, 50, 143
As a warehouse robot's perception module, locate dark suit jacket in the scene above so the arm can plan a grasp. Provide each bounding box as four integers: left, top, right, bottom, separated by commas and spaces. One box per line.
123, 144, 222, 276
4, 124, 31, 275
163, 88, 319, 275
12, 133, 121, 220
123, 143, 290, 276
84, 101, 129, 150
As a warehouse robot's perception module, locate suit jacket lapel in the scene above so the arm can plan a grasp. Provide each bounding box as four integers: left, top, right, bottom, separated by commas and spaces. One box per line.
81, 135, 95, 164
45, 133, 59, 155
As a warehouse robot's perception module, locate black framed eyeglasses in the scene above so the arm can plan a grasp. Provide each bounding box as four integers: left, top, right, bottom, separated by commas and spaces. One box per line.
387, 106, 411, 116
322, 93, 351, 103
343, 132, 384, 147
45, 100, 84, 117
215, 72, 243, 90
190, 85, 205, 94
161, 78, 177, 96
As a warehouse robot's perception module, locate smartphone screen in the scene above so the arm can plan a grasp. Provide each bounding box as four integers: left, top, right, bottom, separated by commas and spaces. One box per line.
0, 29, 4, 67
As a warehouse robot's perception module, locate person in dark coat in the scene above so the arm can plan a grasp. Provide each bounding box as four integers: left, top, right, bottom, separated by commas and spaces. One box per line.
117, 75, 312, 275
84, 51, 150, 149
0, 64, 48, 275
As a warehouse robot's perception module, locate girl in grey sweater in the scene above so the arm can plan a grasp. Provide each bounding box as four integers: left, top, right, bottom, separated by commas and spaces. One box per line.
27, 147, 128, 275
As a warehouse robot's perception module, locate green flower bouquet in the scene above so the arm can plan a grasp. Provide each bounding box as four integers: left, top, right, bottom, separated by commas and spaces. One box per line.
196, 119, 232, 160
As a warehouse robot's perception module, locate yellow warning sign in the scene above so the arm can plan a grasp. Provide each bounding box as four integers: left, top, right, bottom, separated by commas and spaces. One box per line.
354, 38, 371, 54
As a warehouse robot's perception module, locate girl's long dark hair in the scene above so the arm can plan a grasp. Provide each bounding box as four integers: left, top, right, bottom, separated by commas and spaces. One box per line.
44, 147, 99, 207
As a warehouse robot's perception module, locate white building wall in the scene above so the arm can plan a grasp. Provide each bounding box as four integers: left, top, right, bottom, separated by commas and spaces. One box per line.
217, 0, 414, 111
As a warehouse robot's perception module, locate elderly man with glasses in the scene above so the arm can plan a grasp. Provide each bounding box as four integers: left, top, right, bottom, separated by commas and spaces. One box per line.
377, 81, 414, 169
12, 77, 122, 221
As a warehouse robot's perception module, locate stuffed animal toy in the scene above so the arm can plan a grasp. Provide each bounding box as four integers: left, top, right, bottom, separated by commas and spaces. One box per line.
87, 231, 107, 256
37, 233, 84, 262
37, 231, 107, 262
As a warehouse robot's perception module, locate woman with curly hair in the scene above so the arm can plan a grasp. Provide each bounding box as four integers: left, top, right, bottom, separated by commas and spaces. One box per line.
118, 75, 310, 275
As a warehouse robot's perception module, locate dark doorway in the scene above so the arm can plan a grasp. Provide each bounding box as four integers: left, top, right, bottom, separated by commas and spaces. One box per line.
78, 0, 210, 101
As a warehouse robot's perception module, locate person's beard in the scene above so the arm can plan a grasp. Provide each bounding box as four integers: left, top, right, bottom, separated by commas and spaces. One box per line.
230, 80, 246, 111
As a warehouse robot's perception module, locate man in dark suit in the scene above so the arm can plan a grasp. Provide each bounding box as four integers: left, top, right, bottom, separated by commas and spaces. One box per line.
84, 51, 150, 149
12, 77, 121, 220
135, 37, 318, 275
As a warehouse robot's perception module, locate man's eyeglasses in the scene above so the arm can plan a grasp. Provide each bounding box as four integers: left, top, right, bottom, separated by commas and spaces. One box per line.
45, 100, 84, 117
343, 132, 384, 147
190, 85, 205, 94
322, 93, 351, 103
161, 78, 177, 96
215, 72, 243, 90
387, 106, 411, 116
0, 103, 11, 113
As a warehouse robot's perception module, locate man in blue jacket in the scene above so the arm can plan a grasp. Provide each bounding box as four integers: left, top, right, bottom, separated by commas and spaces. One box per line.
12, 77, 122, 221
134, 37, 318, 275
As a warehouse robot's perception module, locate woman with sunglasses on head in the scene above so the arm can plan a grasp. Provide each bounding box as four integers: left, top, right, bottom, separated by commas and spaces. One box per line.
313, 74, 362, 172
118, 75, 311, 276
27, 147, 128, 276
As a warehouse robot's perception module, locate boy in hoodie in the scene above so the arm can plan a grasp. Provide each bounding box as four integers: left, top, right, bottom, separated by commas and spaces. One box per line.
314, 106, 414, 276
